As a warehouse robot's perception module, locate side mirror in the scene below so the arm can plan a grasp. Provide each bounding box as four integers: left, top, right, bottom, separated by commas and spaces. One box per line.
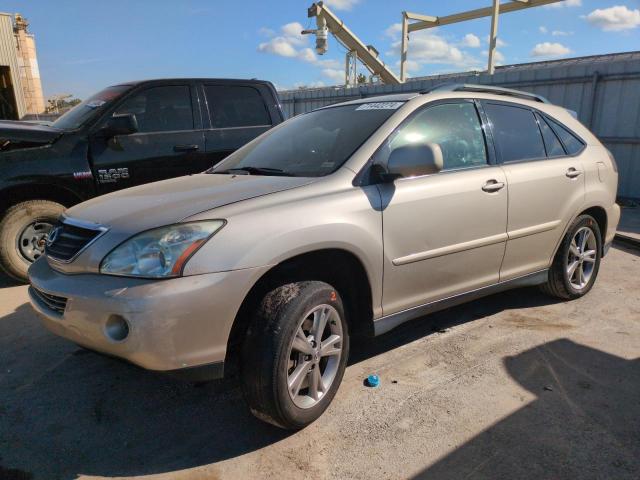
385, 142, 443, 180
102, 113, 138, 137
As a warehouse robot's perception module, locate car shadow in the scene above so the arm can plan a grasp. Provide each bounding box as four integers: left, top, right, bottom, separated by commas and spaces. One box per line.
349, 286, 561, 366
0, 284, 565, 479
410, 338, 640, 479
0, 271, 20, 288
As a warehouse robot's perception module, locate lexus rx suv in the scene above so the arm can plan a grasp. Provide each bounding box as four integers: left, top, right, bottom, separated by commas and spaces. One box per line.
28, 84, 620, 429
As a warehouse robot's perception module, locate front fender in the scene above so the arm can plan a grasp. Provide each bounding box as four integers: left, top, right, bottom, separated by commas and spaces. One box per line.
183, 184, 384, 316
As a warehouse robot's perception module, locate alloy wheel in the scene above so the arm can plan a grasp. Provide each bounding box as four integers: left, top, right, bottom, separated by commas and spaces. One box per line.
286, 304, 343, 409
566, 226, 597, 290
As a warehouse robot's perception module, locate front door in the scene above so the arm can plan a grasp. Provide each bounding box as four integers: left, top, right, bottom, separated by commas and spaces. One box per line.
89, 84, 207, 193
378, 100, 508, 316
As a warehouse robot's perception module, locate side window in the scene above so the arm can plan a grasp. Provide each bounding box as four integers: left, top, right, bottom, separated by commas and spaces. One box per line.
535, 113, 565, 157
379, 102, 488, 171
484, 103, 546, 162
112, 86, 194, 133
546, 117, 584, 155
204, 85, 271, 128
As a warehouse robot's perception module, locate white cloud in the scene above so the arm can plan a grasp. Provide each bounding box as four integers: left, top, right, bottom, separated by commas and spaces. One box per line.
385, 22, 403, 40
552, 30, 573, 36
389, 31, 478, 67
324, 0, 360, 11
322, 68, 345, 82
258, 21, 344, 85
461, 33, 481, 48
585, 6, 640, 31
297, 47, 317, 63
545, 0, 582, 9
258, 22, 308, 58
482, 49, 505, 64
396, 59, 422, 74
531, 42, 572, 58
539, 26, 548, 34
315, 57, 342, 69
293, 81, 326, 89
280, 22, 305, 44
485, 35, 507, 47
258, 37, 298, 57
258, 27, 275, 37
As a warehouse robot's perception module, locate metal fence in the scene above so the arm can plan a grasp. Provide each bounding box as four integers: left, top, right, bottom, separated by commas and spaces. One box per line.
279, 51, 640, 198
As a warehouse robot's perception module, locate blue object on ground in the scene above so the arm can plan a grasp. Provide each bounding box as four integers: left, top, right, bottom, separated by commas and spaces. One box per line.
366, 374, 380, 387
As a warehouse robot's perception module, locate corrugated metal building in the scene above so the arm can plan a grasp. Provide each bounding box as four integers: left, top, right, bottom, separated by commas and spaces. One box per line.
0, 12, 27, 119
279, 51, 640, 198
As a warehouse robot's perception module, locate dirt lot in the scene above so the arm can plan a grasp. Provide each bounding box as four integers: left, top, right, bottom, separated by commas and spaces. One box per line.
0, 244, 638, 480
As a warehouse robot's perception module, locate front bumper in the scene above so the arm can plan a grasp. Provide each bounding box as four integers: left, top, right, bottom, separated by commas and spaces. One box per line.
28, 257, 269, 377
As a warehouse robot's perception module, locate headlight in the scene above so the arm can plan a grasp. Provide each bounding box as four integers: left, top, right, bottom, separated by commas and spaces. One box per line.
100, 221, 225, 278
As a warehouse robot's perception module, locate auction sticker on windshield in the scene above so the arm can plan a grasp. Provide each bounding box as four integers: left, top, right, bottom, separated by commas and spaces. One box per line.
356, 102, 404, 111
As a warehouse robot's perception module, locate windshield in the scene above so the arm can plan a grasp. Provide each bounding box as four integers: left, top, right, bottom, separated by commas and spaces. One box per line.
210, 103, 403, 177
51, 85, 131, 130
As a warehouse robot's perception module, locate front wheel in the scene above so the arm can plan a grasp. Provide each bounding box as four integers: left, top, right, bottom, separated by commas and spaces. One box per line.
241, 281, 349, 429
540, 214, 602, 300
0, 200, 65, 282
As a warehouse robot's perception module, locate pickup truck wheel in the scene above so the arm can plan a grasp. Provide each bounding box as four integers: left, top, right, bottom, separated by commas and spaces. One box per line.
241, 281, 349, 429
0, 200, 65, 282
540, 214, 602, 300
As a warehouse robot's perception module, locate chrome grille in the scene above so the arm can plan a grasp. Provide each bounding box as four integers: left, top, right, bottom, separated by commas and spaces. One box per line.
29, 286, 67, 315
45, 220, 104, 262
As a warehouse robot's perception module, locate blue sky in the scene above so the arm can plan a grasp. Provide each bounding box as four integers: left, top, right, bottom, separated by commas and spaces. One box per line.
6, 0, 640, 98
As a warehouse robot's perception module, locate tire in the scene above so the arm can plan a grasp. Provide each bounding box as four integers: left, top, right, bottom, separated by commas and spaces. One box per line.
241, 281, 349, 429
540, 214, 602, 300
0, 200, 65, 282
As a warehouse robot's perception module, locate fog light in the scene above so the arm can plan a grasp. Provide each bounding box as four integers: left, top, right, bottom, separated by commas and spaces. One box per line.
105, 315, 130, 342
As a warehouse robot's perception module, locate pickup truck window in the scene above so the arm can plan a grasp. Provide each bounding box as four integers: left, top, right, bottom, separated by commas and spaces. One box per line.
211, 104, 399, 177
51, 85, 130, 130
112, 86, 194, 133
204, 85, 271, 128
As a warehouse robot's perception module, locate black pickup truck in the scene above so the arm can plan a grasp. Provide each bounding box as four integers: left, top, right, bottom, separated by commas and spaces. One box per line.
0, 78, 284, 280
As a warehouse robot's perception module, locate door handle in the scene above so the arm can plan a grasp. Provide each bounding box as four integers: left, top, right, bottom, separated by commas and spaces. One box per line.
173, 144, 200, 152
565, 167, 582, 179
482, 179, 505, 193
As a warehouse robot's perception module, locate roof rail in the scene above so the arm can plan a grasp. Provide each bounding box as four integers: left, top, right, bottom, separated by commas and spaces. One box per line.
423, 83, 550, 104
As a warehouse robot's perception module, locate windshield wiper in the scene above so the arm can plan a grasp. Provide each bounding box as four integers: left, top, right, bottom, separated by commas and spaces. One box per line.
212, 166, 295, 177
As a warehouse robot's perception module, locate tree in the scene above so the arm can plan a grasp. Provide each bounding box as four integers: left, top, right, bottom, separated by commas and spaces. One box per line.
46, 94, 81, 114
357, 73, 367, 84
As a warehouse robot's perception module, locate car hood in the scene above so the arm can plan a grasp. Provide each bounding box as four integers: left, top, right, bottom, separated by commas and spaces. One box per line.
66, 173, 316, 232
0, 120, 62, 149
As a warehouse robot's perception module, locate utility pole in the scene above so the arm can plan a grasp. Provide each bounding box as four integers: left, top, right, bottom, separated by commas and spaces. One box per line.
487, 0, 501, 75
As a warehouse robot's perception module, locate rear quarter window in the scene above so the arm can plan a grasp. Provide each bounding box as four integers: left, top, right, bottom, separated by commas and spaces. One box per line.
535, 113, 565, 157
546, 116, 585, 155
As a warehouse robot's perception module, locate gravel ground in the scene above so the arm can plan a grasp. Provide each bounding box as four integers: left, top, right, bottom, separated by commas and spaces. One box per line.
0, 244, 638, 480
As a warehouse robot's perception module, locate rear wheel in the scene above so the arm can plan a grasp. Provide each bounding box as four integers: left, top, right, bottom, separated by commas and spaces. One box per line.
241, 281, 349, 429
0, 200, 65, 282
540, 214, 602, 300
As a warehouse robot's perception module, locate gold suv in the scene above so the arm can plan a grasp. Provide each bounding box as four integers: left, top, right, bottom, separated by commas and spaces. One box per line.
29, 84, 620, 429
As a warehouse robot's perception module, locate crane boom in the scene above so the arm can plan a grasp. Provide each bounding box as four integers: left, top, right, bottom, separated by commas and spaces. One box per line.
307, 2, 401, 85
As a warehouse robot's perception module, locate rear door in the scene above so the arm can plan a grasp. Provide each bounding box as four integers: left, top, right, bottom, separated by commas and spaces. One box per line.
90, 83, 207, 193
482, 101, 586, 280
378, 100, 508, 315
200, 83, 275, 167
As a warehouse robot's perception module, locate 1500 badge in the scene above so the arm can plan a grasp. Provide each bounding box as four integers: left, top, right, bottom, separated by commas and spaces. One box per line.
98, 168, 130, 183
